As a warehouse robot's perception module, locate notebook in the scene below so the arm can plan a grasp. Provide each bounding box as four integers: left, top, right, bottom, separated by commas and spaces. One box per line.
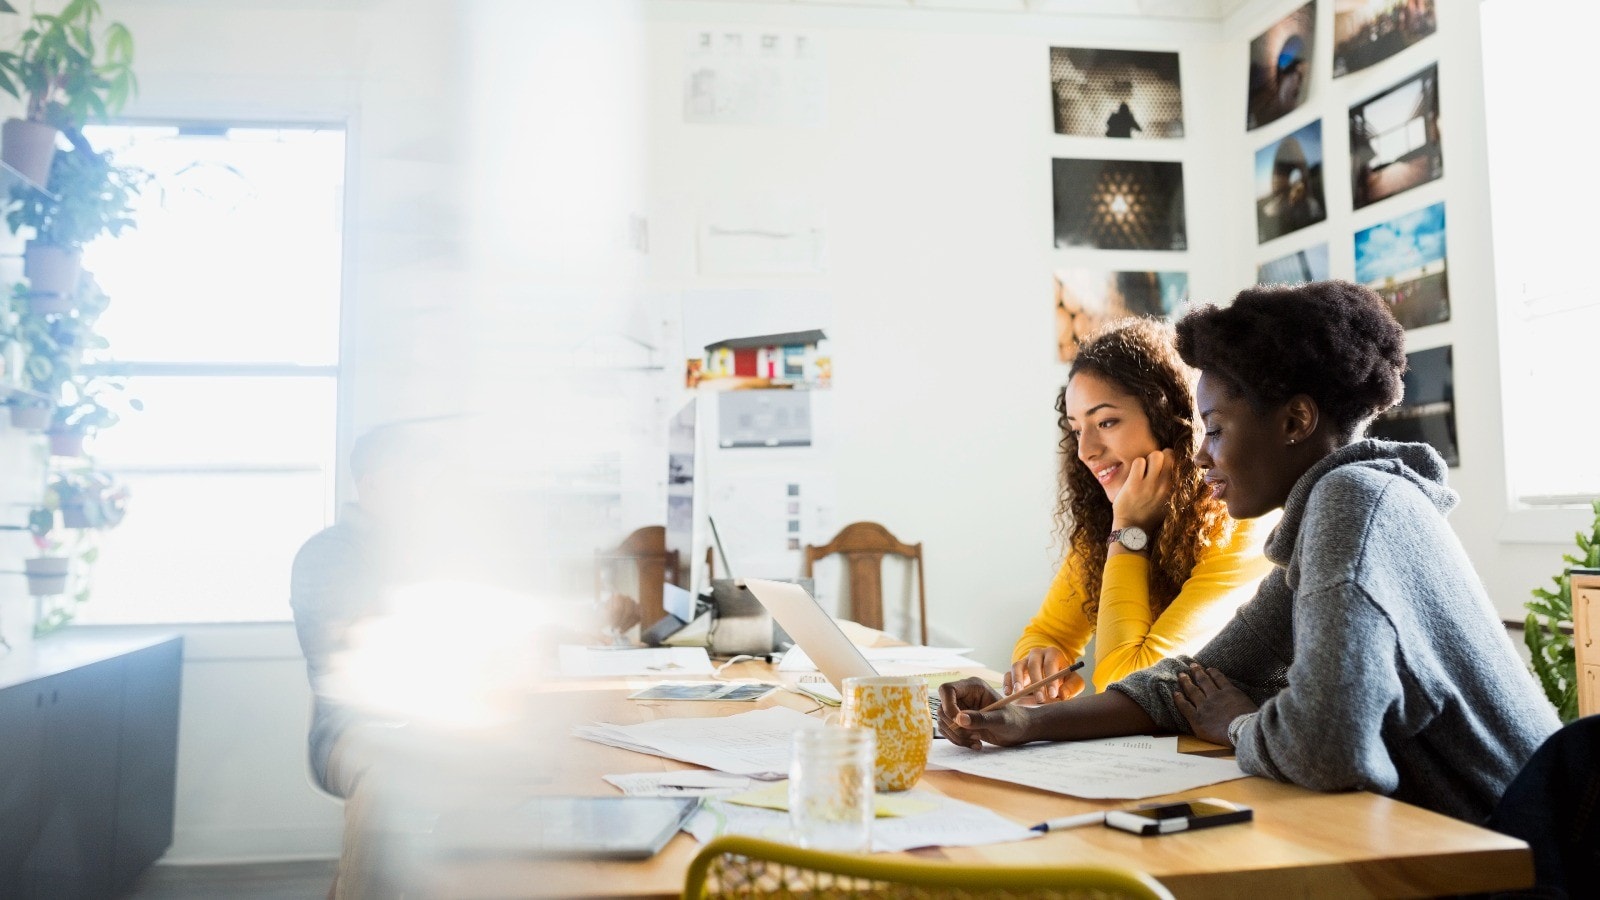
434, 796, 698, 860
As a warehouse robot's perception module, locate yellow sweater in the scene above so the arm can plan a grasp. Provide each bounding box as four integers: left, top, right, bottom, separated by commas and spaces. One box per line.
1012, 514, 1275, 690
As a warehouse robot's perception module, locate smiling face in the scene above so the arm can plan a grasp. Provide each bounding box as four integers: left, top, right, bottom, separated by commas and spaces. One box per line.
1194, 373, 1309, 519
1064, 370, 1162, 501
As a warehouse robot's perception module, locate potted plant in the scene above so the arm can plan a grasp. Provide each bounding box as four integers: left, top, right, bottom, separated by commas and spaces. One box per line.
23, 466, 122, 631
48, 373, 136, 455
9, 272, 109, 429
52, 466, 125, 528
25, 499, 67, 595
6, 137, 146, 305
1525, 499, 1600, 723
0, 0, 136, 186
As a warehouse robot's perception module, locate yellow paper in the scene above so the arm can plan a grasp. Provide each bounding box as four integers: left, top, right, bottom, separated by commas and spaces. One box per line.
724, 780, 937, 818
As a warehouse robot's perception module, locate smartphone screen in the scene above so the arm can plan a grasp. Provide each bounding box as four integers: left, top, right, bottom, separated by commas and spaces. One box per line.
1104, 798, 1252, 836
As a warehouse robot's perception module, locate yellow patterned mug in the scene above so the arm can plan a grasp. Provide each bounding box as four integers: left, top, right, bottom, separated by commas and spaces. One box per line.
839, 675, 932, 792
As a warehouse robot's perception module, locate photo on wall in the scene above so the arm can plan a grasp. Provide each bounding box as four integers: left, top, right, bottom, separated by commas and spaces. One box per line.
1255, 119, 1326, 244
1355, 201, 1450, 329
1350, 64, 1442, 210
1054, 269, 1189, 362
1247, 2, 1315, 130
1049, 47, 1184, 139
1333, 0, 1438, 78
1052, 158, 1187, 251
1256, 243, 1329, 285
1368, 345, 1457, 467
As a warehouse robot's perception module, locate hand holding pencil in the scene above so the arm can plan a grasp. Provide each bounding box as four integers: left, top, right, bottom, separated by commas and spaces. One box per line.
983, 659, 1086, 711
935, 660, 1085, 750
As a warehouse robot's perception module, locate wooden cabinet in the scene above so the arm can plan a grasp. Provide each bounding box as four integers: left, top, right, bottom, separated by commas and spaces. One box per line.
1574, 569, 1600, 719
0, 634, 182, 899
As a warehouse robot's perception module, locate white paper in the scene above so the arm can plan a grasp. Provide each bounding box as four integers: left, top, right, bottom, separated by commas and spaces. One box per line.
925, 736, 1246, 800
574, 706, 824, 779
557, 646, 715, 678
683, 28, 825, 127
779, 645, 984, 673
685, 789, 1038, 853
604, 771, 753, 797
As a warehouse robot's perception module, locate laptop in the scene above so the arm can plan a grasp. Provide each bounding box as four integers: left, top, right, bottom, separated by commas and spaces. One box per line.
740, 577, 946, 729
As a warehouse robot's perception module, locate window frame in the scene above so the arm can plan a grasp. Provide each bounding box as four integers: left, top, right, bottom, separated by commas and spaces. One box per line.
70, 117, 354, 625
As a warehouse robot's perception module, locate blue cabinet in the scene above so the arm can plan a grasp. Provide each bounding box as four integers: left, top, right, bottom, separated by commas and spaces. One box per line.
0, 634, 182, 898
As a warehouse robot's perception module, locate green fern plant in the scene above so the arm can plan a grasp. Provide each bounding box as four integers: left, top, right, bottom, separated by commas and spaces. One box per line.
1525, 498, 1600, 722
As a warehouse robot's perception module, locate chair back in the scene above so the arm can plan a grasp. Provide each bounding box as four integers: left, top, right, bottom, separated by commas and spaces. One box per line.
802, 521, 927, 645
596, 525, 682, 624
1487, 714, 1600, 895
683, 835, 1174, 899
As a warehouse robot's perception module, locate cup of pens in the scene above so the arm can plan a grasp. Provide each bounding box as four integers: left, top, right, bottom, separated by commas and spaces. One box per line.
840, 675, 932, 792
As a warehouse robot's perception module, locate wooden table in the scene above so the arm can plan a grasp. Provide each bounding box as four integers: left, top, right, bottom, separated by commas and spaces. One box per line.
352, 659, 1533, 899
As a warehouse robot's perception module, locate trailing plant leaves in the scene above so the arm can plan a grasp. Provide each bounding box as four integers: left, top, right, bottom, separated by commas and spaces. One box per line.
1524, 498, 1600, 723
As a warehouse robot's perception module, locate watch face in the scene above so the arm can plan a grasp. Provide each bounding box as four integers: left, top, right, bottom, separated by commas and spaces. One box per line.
1119, 527, 1149, 551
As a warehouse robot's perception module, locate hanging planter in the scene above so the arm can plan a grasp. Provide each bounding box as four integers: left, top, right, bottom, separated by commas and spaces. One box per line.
23, 556, 68, 596
22, 241, 82, 306
8, 398, 51, 430
0, 118, 58, 187
0, 2, 137, 193
47, 428, 83, 458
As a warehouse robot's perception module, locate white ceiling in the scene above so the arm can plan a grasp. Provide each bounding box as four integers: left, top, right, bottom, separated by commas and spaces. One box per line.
657, 0, 1256, 21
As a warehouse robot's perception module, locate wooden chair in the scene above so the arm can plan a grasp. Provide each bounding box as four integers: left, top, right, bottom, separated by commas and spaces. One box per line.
596, 525, 681, 625
802, 521, 927, 645
684, 835, 1175, 899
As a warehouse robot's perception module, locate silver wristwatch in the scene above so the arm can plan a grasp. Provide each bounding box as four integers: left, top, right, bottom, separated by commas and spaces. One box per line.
1107, 526, 1149, 552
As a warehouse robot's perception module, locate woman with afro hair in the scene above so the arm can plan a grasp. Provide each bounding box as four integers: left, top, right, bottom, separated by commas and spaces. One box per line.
1007, 317, 1273, 702
940, 280, 1559, 824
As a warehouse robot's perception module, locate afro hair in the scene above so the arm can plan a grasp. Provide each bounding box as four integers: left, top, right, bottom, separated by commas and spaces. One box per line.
1174, 280, 1406, 439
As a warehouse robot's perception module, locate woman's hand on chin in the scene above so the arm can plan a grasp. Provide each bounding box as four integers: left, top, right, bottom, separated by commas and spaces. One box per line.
1112, 448, 1175, 532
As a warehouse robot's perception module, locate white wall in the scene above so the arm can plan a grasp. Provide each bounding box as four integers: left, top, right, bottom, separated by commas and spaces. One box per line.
1218, 0, 1582, 621
14, 0, 1572, 866
643, 2, 1234, 669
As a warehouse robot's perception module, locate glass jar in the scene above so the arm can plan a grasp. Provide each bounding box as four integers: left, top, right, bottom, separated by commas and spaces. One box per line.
788, 726, 874, 852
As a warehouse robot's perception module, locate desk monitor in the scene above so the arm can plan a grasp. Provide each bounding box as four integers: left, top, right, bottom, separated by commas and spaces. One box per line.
742, 578, 876, 690
663, 399, 702, 594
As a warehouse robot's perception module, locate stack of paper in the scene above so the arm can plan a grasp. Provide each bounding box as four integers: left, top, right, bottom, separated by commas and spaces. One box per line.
926, 736, 1248, 800
575, 706, 823, 779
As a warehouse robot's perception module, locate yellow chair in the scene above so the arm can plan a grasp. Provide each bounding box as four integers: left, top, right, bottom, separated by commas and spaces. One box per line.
683, 835, 1175, 899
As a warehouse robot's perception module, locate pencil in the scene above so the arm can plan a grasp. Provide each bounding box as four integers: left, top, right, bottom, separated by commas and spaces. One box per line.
979, 660, 1085, 712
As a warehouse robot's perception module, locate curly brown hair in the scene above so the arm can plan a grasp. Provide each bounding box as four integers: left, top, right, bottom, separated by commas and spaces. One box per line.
1056, 317, 1233, 621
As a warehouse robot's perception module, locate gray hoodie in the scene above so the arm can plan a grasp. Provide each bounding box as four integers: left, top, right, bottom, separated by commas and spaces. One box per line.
1110, 440, 1560, 823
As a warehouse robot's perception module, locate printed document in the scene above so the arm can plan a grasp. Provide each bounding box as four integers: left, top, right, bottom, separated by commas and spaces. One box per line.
558, 646, 715, 678
926, 736, 1247, 799
575, 706, 822, 779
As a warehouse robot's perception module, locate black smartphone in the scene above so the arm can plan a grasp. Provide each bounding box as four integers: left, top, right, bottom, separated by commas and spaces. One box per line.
1103, 797, 1252, 836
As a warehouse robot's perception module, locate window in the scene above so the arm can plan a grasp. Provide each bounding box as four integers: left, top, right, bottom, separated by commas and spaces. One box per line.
1481, 2, 1600, 505
74, 123, 345, 623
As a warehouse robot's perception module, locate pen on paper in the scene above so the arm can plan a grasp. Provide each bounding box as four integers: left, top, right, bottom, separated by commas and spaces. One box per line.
1029, 811, 1105, 833
980, 660, 1086, 712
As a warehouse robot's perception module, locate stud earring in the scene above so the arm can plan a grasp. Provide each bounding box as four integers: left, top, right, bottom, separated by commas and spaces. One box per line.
1287, 438, 1296, 445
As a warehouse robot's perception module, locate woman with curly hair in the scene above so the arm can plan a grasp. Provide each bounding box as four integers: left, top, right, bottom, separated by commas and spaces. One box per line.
942, 281, 1559, 824
1007, 317, 1272, 701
